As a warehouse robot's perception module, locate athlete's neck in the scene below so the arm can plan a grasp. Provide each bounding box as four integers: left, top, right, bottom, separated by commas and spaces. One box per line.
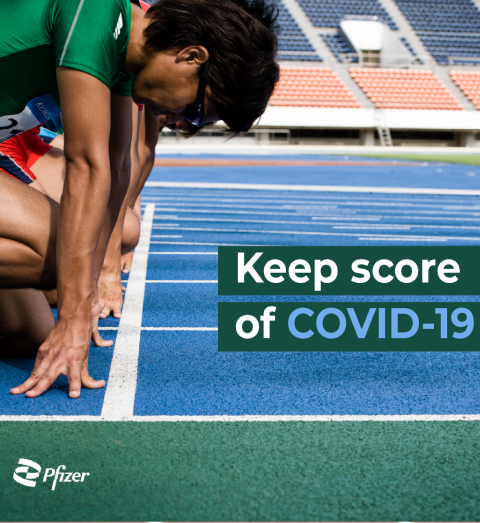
125, 4, 151, 75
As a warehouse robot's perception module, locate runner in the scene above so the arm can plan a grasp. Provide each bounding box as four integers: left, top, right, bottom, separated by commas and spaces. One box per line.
0, 0, 279, 398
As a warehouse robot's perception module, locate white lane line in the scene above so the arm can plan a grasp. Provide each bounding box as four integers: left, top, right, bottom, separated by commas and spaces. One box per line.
149, 252, 218, 255
151, 235, 182, 238
359, 237, 447, 242
151, 226, 480, 242
151, 241, 260, 246
142, 327, 217, 331
336, 226, 411, 230
145, 181, 480, 196
155, 207, 480, 222
3, 414, 480, 422
145, 195, 480, 211
145, 280, 217, 283
99, 327, 217, 331
101, 203, 155, 420
143, 192, 480, 206
154, 203, 480, 217
153, 219, 480, 231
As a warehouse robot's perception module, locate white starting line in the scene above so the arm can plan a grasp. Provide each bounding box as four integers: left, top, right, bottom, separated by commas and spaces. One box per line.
2, 414, 480, 422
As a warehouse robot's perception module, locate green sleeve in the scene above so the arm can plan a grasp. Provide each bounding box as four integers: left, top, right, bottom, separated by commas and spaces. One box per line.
112, 73, 135, 97
52, 0, 131, 91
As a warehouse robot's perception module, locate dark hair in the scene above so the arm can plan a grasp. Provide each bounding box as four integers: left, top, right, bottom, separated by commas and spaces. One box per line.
145, 0, 279, 135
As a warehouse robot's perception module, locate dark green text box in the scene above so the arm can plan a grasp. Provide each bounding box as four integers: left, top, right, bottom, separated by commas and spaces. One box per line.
218, 247, 480, 295
218, 302, 480, 351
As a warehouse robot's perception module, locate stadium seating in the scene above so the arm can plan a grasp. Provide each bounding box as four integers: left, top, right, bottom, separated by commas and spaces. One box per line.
270, 67, 361, 107
322, 32, 359, 63
296, 0, 398, 30
451, 70, 480, 109
276, 0, 323, 61
350, 68, 463, 109
322, 32, 423, 66
399, 37, 424, 65
394, 0, 480, 65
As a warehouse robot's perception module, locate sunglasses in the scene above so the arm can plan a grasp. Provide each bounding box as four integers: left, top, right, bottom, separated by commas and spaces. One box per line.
180, 60, 209, 127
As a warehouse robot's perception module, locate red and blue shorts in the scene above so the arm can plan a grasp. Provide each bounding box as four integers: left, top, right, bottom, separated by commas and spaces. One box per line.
0, 126, 51, 184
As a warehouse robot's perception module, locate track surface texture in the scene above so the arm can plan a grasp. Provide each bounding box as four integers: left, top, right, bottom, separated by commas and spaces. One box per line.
1, 154, 480, 521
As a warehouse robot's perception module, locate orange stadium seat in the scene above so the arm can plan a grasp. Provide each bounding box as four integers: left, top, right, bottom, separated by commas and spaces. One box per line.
270, 67, 361, 108
451, 71, 480, 110
350, 68, 462, 110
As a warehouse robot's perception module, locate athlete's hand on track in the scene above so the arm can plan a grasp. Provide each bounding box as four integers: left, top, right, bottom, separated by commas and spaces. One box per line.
91, 290, 115, 347
10, 319, 106, 399
10, 292, 112, 398
98, 266, 124, 319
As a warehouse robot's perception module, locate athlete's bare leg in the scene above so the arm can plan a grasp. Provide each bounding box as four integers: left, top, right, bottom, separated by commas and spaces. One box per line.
31, 146, 65, 202
31, 146, 139, 254
50, 134, 64, 150
0, 289, 55, 357
0, 171, 58, 355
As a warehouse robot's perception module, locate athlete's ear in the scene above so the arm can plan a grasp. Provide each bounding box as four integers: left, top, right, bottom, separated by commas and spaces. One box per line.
176, 46, 209, 67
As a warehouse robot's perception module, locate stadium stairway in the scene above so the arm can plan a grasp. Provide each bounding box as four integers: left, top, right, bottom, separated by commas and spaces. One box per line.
280, 0, 376, 108
276, 0, 322, 62
451, 70, 480, 109
333, 66, 377, 109
435, 67, 478, 110
281, 0, 334, 61
376, 0, 431, 59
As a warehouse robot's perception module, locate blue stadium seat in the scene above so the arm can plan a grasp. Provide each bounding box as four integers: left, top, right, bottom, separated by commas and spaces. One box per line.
275, 0, 323, 61
322, 31, 359, 63
394, 0, 480, 65
296, 0, 398, 30
399, 37, 424, 64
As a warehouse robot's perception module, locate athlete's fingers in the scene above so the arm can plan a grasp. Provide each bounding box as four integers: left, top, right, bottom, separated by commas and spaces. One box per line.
24, 363, 62, 398
80, 361, 105, 390
112, 302, 122, 319
91, 329, 113, 348
10, 348, 56, 394
121, 284, 126, 292
66, 363, 84, 399
99, 303, 112, 319
11, 374, 42, 395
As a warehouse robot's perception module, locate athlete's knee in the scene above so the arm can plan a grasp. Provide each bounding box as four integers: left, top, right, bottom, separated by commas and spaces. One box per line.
121, 208, 140, 255
0, 290, 54, 358
50, 134, 64, 150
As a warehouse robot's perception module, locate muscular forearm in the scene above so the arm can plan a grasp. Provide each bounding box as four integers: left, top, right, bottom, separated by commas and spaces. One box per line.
56, 159, 111, 323
93, 165, 131, 284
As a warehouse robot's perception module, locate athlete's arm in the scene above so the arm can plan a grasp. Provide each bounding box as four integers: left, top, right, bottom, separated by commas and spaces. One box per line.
97, 99, 139, 319
12, 69, 129, 398
131, 111, 160, 207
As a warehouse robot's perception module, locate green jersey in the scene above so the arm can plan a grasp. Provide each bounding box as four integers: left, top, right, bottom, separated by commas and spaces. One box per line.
0, 0, 139, 143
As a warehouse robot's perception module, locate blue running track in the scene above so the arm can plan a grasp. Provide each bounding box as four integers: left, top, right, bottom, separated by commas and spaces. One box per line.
1, 155, 479, 418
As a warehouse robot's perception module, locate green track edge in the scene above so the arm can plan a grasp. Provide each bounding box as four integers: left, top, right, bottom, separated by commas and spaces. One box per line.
1, 420, 479, 521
